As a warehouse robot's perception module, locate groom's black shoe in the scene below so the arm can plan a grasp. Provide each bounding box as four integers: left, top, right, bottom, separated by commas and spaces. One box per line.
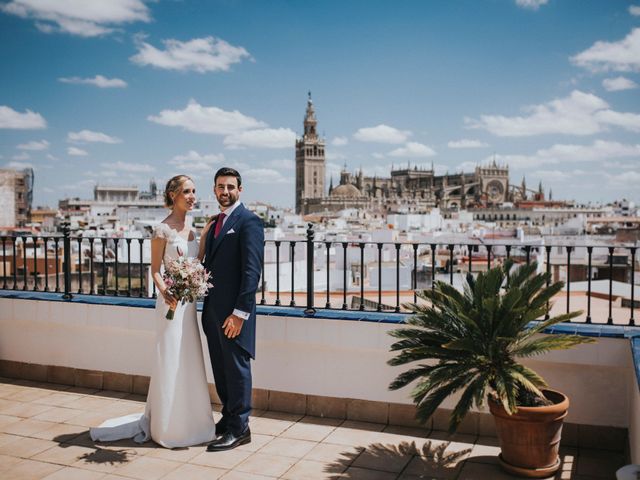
206, 427, 251, 452
214, 421, 228, 438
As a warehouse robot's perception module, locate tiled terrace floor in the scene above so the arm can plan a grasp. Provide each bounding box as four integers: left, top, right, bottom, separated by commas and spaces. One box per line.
0, 378, 626, 480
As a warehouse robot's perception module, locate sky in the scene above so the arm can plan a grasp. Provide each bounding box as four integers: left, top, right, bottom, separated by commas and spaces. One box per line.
1, 0, 639, 209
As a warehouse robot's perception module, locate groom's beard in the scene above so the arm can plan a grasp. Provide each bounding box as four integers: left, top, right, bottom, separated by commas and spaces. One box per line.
216, 193, 238, 208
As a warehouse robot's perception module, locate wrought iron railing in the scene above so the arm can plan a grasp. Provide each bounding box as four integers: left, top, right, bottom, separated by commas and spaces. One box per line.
0, 223, 637, 325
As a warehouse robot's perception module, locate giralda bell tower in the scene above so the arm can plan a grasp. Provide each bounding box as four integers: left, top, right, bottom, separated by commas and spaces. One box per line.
295, 92, 326, 214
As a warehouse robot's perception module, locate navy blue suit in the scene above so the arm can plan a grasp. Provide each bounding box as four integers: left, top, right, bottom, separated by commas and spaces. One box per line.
202, 203, 264, 436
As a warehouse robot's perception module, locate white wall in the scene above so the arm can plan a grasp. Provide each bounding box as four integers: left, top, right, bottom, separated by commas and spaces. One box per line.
0, 297, 636, 432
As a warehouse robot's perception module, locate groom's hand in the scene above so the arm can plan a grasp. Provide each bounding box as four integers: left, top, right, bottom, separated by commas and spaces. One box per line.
223, 314, 244, 338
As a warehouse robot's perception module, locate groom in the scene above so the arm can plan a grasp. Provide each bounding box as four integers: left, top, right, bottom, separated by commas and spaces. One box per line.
202, 167, 264, 451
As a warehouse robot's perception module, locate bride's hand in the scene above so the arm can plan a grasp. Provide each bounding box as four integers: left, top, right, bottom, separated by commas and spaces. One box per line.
161, 289, 178, 310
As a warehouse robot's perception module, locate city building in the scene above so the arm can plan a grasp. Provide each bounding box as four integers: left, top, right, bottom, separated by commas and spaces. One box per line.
0, 167, 34, 228
294, 96, 546, 215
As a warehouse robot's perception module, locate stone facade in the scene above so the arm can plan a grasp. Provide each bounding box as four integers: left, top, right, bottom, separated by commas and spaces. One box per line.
295, 97, 543, 215
0, 167, 33, 228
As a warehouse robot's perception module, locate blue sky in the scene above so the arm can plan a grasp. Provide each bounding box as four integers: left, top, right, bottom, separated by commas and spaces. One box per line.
1, 0, 639, 208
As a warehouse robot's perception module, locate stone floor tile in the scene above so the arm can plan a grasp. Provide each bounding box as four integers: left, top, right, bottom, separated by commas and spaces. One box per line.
113, 455, 181, 480
304, 443, 364, 465
236, 433, 275, 453
29, 422, 86, 442
280, 417, 341, 442
258, 437, 317, 458
41, 466, 106, 480
65, 410, 116, 428
161, 463, 227, 480
457, 460, 527, 480
146, 445, 201, 463
321, 426, 388, 447
0, 402, 54, 419
6, 388, 53, 403
466, 435, 501, 464
350, 443, 414, 473
281, 459, 345, 479
0, 414, 21, 431
0, 432, 22, 447
0, 453, 23, 471
32, 407, 85, 423
3, 418, 56, 437
219, 471, 274, 480
31, 444, 97, 466
0, 458, 62, 480
32, 393, 83, 408
339, 466, 398, 480
92, 391, 129, 400
249, 416, 296, 436
0, 436, 56, 458
190, 449, 252, 470
71, 447, 138, 474
63, 397, 118, 412
402, 454, 463, 479
65, 387, 99, 395
234, 452, 297, 477
576, 449, 625, 478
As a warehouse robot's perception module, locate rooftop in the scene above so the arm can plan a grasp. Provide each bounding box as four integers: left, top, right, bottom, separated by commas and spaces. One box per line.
0, 378, 625, 480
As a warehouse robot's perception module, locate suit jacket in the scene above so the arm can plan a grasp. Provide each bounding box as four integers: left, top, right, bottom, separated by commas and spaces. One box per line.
202, 203, 264, 358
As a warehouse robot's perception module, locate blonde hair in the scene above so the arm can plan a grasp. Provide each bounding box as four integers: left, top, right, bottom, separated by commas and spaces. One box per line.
164, 175, 192, 208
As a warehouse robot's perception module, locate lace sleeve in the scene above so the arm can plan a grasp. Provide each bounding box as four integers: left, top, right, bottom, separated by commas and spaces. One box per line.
152, 223, 173, 240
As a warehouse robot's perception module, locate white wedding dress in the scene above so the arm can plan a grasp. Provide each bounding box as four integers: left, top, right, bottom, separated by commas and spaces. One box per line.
90, 224, 216, 448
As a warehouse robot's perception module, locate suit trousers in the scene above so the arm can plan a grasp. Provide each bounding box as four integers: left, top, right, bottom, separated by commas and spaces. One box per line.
203, 315, 252, 436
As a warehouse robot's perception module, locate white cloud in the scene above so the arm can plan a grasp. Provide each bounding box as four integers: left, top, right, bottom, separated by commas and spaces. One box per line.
631, 5, 640, 16
389, 142, 436, 158
571, 28, 640, 72
100, 161, 154, 173
466, 90, 640, 136
5, 161, 34, 169
594, 110, 640, 132
1, 0, 150, 37
59, 179, 96, 191
59, 75, 127, 88
447, 139, 489, 149
267, 159, 295, 170
353, 124, 411, 144
149, 100, 266, 135
67, 146, 88, 156
326, 151, 347, 161
484, 140, 640, 169
0, 105, 46, 129
331, 136, 348, 146
131, 36, 250, 73
515, 0, 548, 10
168, 150, 224, 172
243, 168, 292, 184
12, 152, 30, 160
606, 171, 640, 187
17, 139, 49, 150
372, 152, 385, 159
602, 76, 638, 91
46, 153, 58, 161
223, 128, 296, 149
68, 129, 122, 144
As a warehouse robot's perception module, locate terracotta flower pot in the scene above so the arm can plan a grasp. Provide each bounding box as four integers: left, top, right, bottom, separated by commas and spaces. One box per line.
488, 389, 569, 478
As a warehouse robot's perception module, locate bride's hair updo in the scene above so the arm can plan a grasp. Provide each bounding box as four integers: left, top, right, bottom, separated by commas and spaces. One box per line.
164, 175, 192, 208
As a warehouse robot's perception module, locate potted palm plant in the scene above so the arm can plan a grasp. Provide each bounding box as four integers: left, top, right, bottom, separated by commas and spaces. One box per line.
388, 261, 595, 478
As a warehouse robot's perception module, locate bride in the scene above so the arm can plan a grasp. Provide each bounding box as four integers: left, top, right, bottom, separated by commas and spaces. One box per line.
90, 175, 216, 448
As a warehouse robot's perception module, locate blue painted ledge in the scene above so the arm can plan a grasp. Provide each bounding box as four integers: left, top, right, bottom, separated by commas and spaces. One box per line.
2, 290, 639, 334
2, 290, 640, 392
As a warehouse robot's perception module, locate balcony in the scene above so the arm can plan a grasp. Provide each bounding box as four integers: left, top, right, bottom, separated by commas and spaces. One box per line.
0, 229, 638, 479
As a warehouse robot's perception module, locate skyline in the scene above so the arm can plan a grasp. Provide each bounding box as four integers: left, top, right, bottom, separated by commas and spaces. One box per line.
1, 0, 640, 209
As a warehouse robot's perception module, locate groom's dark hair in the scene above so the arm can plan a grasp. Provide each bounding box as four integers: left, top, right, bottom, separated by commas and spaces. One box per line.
214, 167, 242, 187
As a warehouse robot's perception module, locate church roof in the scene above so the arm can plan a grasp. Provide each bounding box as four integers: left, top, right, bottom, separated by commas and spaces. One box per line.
330, 183, 362, 198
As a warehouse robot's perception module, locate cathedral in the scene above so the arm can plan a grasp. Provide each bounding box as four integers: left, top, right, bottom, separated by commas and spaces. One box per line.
295, 94, 542, 215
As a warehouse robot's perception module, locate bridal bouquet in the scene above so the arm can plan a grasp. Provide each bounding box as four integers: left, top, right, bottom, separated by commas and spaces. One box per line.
162, 247, 213, 320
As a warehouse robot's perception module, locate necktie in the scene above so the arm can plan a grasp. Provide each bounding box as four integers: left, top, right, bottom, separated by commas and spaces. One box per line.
214, 212, 226, 238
